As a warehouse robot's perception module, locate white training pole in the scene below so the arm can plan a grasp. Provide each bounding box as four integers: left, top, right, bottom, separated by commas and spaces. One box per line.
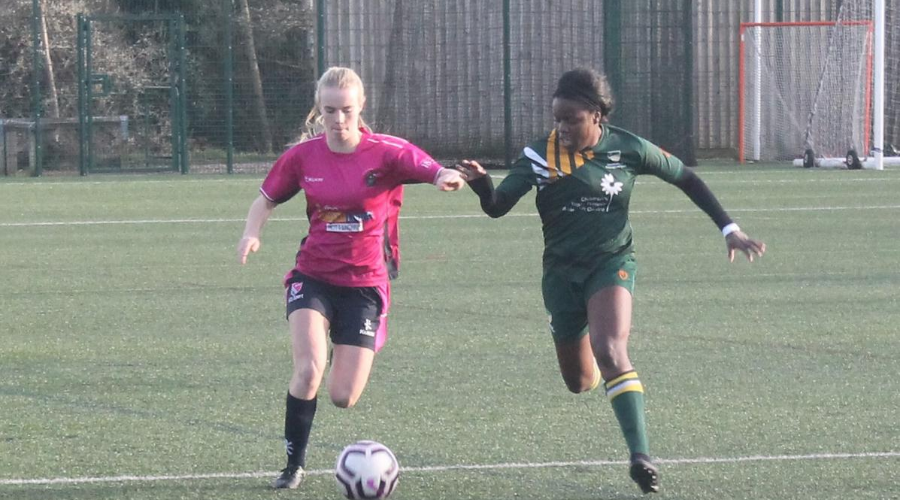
871, 0, 885, 170
750, 0, 763, 161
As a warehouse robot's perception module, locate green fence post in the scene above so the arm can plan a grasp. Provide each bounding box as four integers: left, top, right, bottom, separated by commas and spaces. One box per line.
31, 0, 43, 176
178, 14, 189, 174
1, 121, 6, 176
681, 0, 697, 166
76, 14, 87, 175
167, 17, 179, 173
85, 18, 94, 174
603, 0, 623, 105
316, 0, 326, 76
224, 0, 234, 174
503, 0, 513, 168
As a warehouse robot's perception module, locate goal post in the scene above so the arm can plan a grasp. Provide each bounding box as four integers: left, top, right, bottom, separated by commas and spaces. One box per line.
872, 0, 885, 170
739, 20, 875, 167
740, 0, 897, 170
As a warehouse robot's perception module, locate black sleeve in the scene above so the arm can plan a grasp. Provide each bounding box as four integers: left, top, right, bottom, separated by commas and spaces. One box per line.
672, 168, 734, 230
468, 175, 519, 218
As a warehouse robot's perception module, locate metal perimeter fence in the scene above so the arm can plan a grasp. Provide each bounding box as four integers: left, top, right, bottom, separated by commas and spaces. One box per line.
1, 0, 898, 176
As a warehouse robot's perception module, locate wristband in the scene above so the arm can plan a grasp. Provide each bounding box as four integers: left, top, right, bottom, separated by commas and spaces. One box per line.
721, 223, 740, 237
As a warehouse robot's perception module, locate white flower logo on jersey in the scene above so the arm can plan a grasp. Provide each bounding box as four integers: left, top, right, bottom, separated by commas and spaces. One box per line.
601, 173, 623, 196
600, 173, 623, 212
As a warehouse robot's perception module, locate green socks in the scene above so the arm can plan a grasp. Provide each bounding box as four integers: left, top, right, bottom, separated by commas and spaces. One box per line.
604, 370, 649, 456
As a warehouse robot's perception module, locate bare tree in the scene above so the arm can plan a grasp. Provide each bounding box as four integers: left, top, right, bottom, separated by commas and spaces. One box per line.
235, 0, 273, 153
37, 0, 60, 119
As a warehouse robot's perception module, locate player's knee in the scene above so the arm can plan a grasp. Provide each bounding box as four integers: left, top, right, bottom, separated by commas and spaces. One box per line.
329, 390, 359, 409
595, 348, 632, 376
565, 382, 591, 394
595, 349, 616, 371
593, 337, 629, 370
292, 361, 325, 387
562, 374, 592, 394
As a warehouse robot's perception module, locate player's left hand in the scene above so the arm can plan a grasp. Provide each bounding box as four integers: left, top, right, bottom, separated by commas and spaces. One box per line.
435, 168, 465, 191
726, 231, 766, 262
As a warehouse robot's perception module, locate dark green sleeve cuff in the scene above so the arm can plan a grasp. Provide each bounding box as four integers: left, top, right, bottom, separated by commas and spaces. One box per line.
468, 175, 517, 218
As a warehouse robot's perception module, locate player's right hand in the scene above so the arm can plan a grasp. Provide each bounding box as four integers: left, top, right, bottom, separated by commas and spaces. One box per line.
237, 236, 261, 264
455, 159, 488, 182
435, 168, 466, 191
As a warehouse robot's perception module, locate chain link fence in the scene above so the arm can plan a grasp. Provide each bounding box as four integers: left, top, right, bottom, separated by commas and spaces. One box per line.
1, 0, 897, 175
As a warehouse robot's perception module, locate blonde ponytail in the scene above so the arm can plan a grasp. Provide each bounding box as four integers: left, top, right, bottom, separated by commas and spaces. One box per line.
292, 66, 371, 145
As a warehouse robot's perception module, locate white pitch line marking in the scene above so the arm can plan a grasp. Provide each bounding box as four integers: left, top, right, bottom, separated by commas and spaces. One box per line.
2, 204, 900, 228
2, 451, 897, 486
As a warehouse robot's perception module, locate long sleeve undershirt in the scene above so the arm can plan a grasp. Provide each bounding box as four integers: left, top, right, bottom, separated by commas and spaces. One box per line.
467, 167, 734, 230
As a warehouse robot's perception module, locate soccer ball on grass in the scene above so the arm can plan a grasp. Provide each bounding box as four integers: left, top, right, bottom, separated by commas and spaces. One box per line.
334, 440, 400, 499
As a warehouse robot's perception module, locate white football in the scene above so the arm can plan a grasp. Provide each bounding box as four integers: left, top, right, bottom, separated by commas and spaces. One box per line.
334, 440, 400, 499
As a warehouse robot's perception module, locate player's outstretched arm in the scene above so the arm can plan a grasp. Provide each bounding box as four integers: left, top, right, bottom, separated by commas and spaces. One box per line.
455, 160, 523, 218
672, 169, 766, 263
237, 195, 277, 264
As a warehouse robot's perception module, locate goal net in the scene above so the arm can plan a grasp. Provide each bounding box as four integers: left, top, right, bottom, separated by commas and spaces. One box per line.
740, 20, 873, 165
740, 0, 898, 169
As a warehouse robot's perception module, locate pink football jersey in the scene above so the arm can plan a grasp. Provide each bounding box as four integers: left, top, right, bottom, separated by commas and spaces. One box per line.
260, 131, 443, 287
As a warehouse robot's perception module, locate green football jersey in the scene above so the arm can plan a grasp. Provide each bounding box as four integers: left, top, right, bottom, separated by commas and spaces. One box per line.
496, 124, 685, 280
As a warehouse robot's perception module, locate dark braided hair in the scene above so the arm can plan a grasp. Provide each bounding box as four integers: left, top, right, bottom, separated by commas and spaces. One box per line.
552, 68, 614, 117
